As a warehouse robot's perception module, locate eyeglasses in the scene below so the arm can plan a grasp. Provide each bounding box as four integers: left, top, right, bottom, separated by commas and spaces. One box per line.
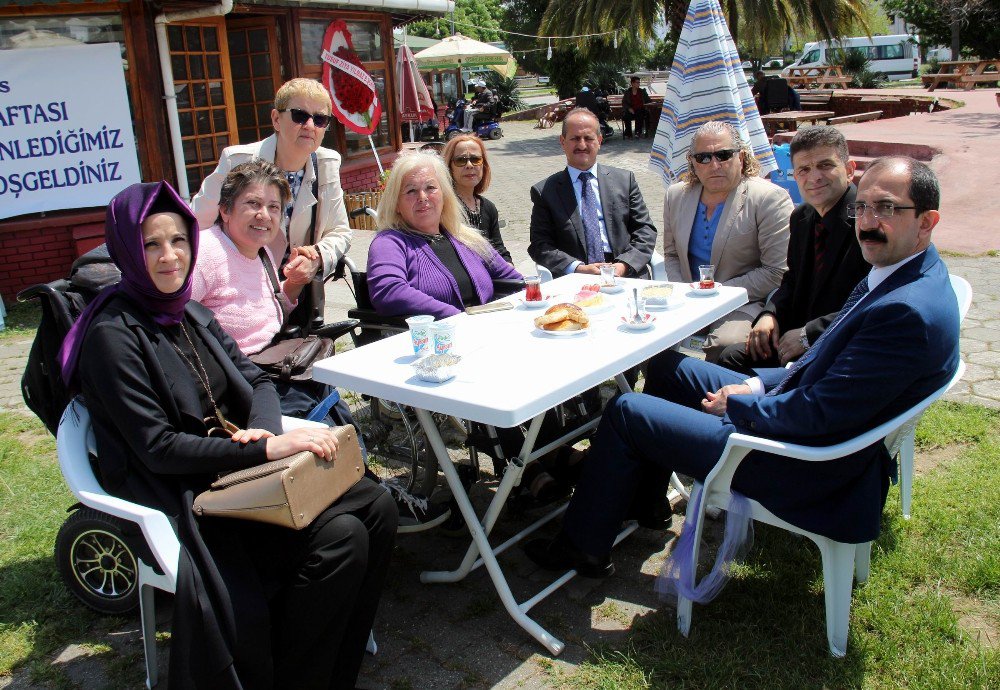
281, 108, 331, 129
451, 154, 484, 167
691, 149, 739, 165
847, 201, 918, 219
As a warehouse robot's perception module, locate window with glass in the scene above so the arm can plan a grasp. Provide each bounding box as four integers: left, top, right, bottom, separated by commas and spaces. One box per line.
0, 15, 125, 54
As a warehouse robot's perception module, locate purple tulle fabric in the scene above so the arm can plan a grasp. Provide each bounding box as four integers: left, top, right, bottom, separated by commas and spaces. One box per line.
58, 181, 199, 387
655, 485, 754, 604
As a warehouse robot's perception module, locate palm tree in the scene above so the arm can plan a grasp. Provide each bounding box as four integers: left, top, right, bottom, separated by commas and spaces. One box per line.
541, 0, 872, 53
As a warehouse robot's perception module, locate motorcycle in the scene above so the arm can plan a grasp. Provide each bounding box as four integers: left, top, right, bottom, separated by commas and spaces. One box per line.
443, 98, 503, 141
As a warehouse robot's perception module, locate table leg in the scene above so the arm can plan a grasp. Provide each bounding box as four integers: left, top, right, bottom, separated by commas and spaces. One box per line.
413, 408, 567, 655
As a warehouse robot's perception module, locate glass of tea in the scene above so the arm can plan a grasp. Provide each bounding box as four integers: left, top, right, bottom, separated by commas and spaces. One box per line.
698, 264, 716, 289
524, 275, 543, 302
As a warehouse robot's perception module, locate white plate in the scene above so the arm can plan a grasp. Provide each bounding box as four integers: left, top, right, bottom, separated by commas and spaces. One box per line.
519, 297, 550, 309
646, 295, 686, 310
688, 282, 719, 297
577, 300, 615, 315
534, 326, 588, 337
599, 283, 624, 294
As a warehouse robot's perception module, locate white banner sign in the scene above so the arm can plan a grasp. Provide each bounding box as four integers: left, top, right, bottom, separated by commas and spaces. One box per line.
0, 43, 141, 220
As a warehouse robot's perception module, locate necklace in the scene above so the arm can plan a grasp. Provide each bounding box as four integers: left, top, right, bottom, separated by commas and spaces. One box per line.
168, 323, 237, 437
400, 227, 446, 243
459, 195, 482, 228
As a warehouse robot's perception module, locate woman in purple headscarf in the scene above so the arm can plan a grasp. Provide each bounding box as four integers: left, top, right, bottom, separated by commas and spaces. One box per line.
59, 181, 396, 690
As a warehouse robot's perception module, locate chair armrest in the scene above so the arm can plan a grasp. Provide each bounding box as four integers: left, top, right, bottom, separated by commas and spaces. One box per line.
492, 278, 525, 299
311, 319, 360, 341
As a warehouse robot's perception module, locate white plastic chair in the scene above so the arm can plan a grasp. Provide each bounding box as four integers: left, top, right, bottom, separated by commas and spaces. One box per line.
676, 359, 966, 657
890, 274, 971, 519
56, 399, 357, 688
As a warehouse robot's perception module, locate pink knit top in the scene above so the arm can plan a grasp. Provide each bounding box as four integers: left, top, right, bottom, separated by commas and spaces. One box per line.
191, 225, 293, 355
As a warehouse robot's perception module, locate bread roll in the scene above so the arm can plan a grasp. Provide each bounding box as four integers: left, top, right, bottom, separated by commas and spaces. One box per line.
534, 303, 589, 331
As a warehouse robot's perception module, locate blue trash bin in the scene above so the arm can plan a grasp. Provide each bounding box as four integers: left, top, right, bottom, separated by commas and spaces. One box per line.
769, 143, 801, 204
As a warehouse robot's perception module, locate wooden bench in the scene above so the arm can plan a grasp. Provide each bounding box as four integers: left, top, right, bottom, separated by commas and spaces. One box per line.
924, 59, 1000, 91
826, 110, 882, 126
800, 90, 834, 107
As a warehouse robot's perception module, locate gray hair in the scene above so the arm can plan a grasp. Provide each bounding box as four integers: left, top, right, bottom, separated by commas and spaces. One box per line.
681, 120, 761, 183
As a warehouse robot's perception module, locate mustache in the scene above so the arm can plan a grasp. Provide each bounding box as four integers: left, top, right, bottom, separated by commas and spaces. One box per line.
858, 229, 888, 243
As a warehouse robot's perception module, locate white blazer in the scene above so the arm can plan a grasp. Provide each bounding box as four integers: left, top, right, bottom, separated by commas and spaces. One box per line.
190, 134, 352, 279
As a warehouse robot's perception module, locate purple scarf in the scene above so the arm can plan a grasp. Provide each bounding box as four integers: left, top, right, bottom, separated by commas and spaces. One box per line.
58, 181, 200, 386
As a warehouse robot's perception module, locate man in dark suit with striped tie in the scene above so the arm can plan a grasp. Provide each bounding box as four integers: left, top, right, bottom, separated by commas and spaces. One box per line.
525, 156, 960, 578
528, 109, 658, 279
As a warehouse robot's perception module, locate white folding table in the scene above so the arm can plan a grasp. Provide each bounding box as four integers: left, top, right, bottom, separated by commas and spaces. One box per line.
313, 275, 747, 654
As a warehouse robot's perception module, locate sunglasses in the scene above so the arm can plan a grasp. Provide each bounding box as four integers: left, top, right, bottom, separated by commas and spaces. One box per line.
691, 148, 739, 164
451, 154, 484, 167
281, 108, 331, 129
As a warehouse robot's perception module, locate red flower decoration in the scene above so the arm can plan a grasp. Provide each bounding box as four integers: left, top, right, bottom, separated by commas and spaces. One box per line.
331, 47, 375, 114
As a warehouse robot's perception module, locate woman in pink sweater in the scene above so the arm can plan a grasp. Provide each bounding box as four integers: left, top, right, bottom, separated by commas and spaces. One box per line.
192, 159, 314, 354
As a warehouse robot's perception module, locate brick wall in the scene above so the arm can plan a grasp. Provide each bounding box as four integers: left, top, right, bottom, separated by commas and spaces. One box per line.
0, 224, 78, 300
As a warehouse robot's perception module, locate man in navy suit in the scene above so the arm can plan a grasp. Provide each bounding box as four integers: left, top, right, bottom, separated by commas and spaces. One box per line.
526, 157, 960, 577
529, 108, 658, 279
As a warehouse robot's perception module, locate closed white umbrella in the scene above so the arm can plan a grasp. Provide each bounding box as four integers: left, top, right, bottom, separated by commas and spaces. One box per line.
650, 0, 776, 183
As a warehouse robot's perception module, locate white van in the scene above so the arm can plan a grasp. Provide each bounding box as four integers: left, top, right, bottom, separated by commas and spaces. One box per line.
782, 34, 920, 81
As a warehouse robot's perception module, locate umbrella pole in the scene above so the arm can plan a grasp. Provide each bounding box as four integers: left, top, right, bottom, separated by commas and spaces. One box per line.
368, 136, 384, 176
410, 122, 416, 142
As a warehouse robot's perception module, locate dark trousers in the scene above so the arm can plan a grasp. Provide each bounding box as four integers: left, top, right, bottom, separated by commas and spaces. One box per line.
215, 486, 397, 689
622, 108, 650, 137
562, 350, 744, 557
715, 341, 781, 377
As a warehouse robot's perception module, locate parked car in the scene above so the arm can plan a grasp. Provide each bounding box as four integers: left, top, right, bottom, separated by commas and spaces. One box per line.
537, 76, 550, 85
764, 57, 784, 69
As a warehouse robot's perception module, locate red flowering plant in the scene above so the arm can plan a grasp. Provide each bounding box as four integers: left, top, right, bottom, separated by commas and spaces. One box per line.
321, 20, 382, 135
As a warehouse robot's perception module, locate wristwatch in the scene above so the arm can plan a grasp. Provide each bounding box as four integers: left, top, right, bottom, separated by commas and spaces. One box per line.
799, 330, 811, 350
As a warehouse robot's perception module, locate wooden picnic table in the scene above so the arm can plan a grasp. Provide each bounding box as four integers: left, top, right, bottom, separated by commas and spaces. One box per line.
759, 110, 835, 137
784, 66, 853, 89
922, 59, 1000, 91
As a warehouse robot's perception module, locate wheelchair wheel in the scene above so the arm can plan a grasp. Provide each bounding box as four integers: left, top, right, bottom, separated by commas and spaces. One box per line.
489, 128, 503, 140
55, 507, 140, 615
344, 391, 439, 496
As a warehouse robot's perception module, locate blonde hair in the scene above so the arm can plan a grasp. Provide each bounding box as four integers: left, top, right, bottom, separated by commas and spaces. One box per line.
680, 120, 761, 183
274, 78, 332, 112
441, 134, 492, 195
375, 152, 493, 260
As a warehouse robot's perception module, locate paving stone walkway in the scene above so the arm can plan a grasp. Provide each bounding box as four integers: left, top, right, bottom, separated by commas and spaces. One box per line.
1, 119, 998, 689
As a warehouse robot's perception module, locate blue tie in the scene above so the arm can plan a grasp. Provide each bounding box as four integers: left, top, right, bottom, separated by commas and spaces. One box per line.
578, 171, 605, 264
768, 277, 871, 396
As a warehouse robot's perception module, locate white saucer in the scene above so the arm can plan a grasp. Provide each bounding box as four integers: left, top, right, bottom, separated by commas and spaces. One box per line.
534, 326, 588, 337
520, 297, 550, 309
600, 283, 625, 294
688, 283, 719, 297
619, 317, 655, 331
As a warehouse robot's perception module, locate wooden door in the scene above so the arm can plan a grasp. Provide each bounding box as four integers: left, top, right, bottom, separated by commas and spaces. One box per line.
166, 17, 238, 195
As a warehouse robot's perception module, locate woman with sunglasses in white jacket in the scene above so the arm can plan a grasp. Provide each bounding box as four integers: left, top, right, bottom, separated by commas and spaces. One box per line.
191, 78, 352, 327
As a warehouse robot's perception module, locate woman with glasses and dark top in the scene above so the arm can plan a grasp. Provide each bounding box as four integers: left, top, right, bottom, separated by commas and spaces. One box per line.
191, 78, 352, 327
61, 180, 395, 689
441, 134, 512, 264
367, 151, 521, 320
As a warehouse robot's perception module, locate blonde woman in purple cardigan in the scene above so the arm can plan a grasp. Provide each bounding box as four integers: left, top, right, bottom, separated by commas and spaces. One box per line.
368, 152, 521, 319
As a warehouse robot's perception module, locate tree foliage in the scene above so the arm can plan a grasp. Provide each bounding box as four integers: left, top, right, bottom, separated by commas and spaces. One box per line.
882, 0, 1000, 58
409, 0, 504, 42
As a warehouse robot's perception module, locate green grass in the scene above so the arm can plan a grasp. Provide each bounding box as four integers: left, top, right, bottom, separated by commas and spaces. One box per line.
0, 299, 41, 343
557, 401, 1000, 689
0, 413, 140, 686
1, 403, 997, 687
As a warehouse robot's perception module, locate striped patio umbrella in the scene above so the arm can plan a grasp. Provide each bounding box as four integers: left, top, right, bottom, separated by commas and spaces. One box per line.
649, 0, 776, 183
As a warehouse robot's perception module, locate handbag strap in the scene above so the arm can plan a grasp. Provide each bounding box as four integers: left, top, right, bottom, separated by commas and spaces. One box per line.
308, 151, 319, 247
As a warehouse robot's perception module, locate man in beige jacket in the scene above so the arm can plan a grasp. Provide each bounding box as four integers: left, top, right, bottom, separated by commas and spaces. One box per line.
663, 121, 793, 361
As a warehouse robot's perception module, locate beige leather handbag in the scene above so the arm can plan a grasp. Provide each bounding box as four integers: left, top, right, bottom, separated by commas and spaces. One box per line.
193, 425, 364, 530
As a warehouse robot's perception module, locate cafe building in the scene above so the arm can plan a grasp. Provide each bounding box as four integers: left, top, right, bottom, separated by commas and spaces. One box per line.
0, 0, 452, 301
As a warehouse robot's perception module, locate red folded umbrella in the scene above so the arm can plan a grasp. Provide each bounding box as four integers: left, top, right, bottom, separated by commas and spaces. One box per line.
397, 43, 435, 124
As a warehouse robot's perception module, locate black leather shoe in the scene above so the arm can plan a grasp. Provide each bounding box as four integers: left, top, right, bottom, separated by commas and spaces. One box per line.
523, 533, 614, 578
627, 501, 674, 530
